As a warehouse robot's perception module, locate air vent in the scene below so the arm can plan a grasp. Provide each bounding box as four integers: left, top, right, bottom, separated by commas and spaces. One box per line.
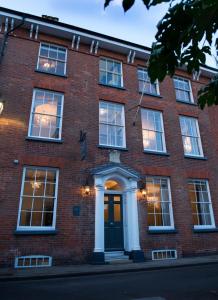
15, 255, 52, 268
152, 249, 177, 260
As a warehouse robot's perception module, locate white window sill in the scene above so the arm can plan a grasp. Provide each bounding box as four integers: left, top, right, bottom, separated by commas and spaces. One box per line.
15, 228, 57, 235
194, 225, 216, 230
143, 150, 169, 156
98, 144, 128, 151
193, 227, 218, 233
26, 136, 63, 143
148, 227, 177, 234
184, 155, 207, 160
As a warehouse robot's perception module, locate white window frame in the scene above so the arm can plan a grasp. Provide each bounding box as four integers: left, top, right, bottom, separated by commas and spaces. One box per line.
15, 255, 52, 268
138, 68, 160, 95
188, 179, 215, 229
179, 116, 204, 157
146, 177, 174, 231
173, 76, 194, 103
99, 101, 126, 148
28, 89, 64, 141
141, 108, 167, 153
37, 42, 67, 76
152, 249, 177, 260
16, 167, 59, 232
99, 57, 123, 88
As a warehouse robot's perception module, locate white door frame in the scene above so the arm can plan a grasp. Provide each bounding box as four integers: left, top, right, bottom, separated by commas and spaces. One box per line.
93, 167, 141, 254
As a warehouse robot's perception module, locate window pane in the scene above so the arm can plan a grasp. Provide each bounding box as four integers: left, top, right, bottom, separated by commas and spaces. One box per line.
180, 117, 202, 156
99, 124, 108, 145
31, 212, 42, 226
188, 180, 213, 227
99, 71, 107, 84
20, 211, 31, 226
99, 58, 122, 87
56, 61, 65, 75
100, 59, 106, 70
114, 204, 121, 222
99, 101, 125, 147
38, 44, 66, 75
45, 183, 55, 197
23, 182, 34, 196
42, 212, 53, 226
138, 69, 157, 94
21, 197, 33, 210
44, 198, 54, 211
49, 46, 58, 58
146, 177, 172, 227
40, 45, 49, 57
141, 109, 164, 152
34, 183, 45, 196
57, 49, 66, 61
174, 77, 192, 102
107, 60, 114, 72
30, 90, 63, 140
33, 198, 43, 211
18, 168, 58, 228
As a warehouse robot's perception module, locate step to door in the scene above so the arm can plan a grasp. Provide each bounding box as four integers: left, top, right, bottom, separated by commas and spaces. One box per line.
105, 251, 131, 263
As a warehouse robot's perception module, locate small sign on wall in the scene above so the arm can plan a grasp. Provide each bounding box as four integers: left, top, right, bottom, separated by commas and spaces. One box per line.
73, 206, 80, 216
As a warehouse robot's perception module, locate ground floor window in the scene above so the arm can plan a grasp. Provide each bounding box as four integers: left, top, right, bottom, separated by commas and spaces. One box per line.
17, 167, 59, 231
145, 177, 174, 229
188, 179, 215, 228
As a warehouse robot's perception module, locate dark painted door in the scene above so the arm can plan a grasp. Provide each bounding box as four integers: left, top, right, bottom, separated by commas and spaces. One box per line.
104, 194, 124, 251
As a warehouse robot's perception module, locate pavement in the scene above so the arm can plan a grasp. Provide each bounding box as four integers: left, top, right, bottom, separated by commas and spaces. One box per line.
1, 255, 218, 282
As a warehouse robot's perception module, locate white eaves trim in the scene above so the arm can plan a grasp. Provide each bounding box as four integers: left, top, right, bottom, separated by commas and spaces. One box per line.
0, 10, 150, 56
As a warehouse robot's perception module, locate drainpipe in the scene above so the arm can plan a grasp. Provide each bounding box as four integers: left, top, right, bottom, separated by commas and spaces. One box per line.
0, 16, 25, 65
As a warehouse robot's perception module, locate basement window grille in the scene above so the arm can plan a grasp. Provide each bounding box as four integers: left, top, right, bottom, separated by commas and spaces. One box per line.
152, 249, 177, 261
15, 255, 52, 268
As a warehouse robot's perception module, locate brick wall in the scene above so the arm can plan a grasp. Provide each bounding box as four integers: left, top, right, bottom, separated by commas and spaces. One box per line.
0, 27, 218, 267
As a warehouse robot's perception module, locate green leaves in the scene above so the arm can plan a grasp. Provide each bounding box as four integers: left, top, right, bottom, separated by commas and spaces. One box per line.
198, 76, 218, 109
104, 0, 113, 9
104, 0, 172, 10
104, 0, 218, 109
123, 0, 135, 11
104, 0, 135, 11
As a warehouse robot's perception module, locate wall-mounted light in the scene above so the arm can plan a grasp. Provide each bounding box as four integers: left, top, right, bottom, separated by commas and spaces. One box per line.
0, 99, 5, 115
82, 178, 91, 196
84, 185, 90, 195
138, 180, 147, 199
141, 189, 147, 198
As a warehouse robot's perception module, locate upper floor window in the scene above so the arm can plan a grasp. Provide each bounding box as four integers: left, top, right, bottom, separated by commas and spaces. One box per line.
141, 109, 166, 153
99, 58, 123, 88
138, 68, 159, 95
17, 167, 59, 231
145, 177, 174, 229
28, 89, 64, 140
188, 180, 215, 228
99, 101, 126, 148
37, 43, 67, 76
173, 77, 193, 103
179, 116, 203, 157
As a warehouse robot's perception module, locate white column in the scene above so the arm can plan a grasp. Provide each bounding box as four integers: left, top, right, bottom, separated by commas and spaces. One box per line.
127, 180, 141, 251
94, 184, 105, 253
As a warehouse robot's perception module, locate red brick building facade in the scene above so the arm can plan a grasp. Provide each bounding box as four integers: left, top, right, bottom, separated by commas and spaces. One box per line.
0, 7, 218, 268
